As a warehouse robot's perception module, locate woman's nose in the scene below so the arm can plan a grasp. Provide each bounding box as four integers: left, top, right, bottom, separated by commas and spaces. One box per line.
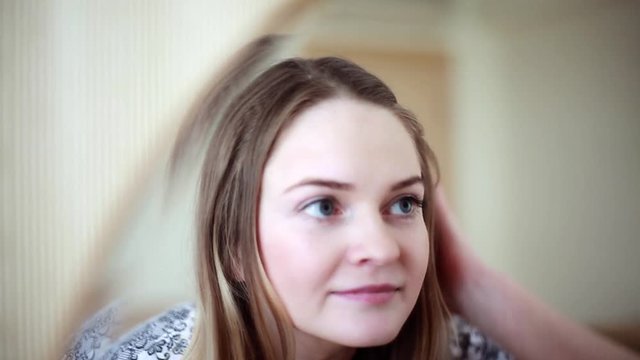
347, 214, 401, 266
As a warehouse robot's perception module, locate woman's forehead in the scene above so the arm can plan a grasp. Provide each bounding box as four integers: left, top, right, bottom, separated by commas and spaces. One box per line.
262, 97, 422, 192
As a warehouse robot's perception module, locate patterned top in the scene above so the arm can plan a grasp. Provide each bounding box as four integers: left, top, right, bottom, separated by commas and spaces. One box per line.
63, 303, 512, 360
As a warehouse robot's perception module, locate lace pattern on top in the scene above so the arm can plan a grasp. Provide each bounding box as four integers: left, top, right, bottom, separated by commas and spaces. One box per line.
65, 303, 511, 360
64, 303, 195, 360
450, 315, 513, 360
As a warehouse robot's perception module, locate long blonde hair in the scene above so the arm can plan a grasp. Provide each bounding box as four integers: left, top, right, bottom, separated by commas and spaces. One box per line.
174, 35, 450, 360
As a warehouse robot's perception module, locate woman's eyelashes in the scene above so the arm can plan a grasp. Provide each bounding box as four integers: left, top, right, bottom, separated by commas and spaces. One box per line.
299, 194, 424, 221
386, 195, 424, 217
302, 197, 342, 219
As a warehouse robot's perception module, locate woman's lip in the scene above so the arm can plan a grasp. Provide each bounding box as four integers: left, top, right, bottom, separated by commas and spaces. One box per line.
333, 284, 400, 294
331, 284, 401, 305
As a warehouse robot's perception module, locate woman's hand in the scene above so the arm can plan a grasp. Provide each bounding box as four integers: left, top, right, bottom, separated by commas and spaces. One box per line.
433, 187, 483, 314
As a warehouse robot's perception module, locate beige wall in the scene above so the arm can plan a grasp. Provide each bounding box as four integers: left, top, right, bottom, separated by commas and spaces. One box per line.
0, 0, 288, 358
451, 1, 640, 324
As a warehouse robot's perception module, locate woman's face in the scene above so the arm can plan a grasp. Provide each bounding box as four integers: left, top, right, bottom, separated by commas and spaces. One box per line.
258, 97, 429, 352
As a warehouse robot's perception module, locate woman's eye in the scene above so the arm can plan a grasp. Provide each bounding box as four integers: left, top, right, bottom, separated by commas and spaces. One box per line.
389, 196, 422, 216
303, 198, 340, 218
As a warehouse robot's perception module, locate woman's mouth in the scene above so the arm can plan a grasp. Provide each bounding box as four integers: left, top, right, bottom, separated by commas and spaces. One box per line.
331, 284, 400, 305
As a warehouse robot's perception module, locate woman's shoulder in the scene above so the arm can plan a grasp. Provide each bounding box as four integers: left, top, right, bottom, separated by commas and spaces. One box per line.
64, 302, 196, 360
450, 315, 513, 360
65, 304, 510, 360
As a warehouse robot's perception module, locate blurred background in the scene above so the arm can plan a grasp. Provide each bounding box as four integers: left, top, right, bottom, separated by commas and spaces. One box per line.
1, 0, 639, 358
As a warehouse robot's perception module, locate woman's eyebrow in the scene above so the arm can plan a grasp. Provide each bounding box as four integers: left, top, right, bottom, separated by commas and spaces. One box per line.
390, 175, 423, 192
284, 179, 354, 193
283, 175, 423, 194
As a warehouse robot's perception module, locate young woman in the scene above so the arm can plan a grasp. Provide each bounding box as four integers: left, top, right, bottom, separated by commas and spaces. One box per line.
65, 36, 637, 360
176, 35, 455, 359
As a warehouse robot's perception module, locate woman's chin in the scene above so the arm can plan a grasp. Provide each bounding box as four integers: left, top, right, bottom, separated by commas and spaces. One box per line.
333, 327, 401, 348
